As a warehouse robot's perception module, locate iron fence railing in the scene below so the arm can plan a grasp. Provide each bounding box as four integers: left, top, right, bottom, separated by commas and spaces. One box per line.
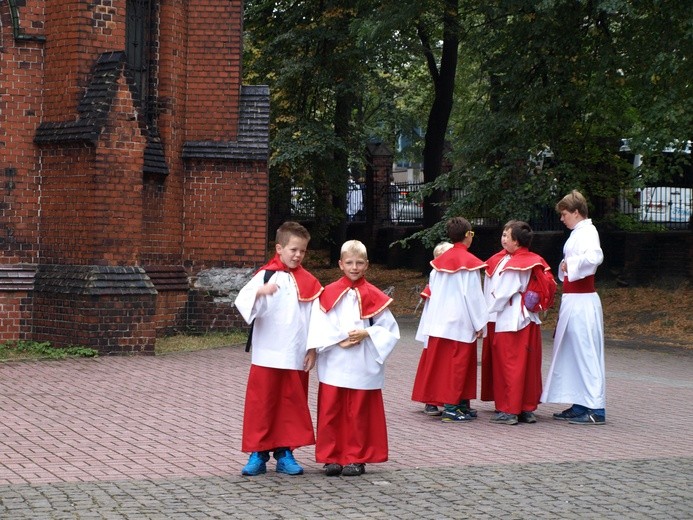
290, 183, 692, 230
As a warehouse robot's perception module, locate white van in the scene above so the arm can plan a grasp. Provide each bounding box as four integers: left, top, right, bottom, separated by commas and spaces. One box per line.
638, 186, 692, 227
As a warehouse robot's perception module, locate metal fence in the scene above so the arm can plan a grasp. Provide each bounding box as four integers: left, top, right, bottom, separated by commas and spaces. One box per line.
291, 183, 692, 230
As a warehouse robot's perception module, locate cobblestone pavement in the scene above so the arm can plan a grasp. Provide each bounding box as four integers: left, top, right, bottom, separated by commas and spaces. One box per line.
0, 317, 691, 519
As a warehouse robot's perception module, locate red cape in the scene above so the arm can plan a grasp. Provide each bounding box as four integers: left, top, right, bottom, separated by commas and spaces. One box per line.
430, 242, 486, 273
420, 284, 431, 299
319, 276, 392, 319
485, 248, 549, 276
257, 254, 323, 302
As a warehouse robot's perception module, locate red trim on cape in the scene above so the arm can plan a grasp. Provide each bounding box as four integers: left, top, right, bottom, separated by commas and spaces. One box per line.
430, 243, 486, 273
257, 254, 323, 302
420, 284, 431, 299
319, 276, 392, 319
485, 248, 549, 275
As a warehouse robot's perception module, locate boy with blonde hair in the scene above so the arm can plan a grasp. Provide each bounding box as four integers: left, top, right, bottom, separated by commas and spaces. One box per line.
307, 240, 400, 476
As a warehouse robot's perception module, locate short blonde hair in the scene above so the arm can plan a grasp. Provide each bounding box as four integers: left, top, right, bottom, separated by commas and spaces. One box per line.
433, 241, 453, 258
340, 239, 368, 260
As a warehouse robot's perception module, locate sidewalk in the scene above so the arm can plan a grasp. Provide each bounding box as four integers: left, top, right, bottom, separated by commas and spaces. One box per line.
0, 317, 691, 518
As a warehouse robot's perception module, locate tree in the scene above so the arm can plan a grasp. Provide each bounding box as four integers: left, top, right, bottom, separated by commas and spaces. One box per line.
422, 0, 692, 234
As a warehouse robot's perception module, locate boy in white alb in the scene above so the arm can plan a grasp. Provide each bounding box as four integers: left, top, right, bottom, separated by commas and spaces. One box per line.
484, 220, 552, 425
411, 217, 489, 422
542, 190, 606, 425
413, 241, 453, 417
234, 222, 323, 476
307, 240, 399, 477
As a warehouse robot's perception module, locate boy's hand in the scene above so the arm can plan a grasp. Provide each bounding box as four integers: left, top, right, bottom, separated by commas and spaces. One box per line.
304, 349, 316, 371
474, 329, 483, 339
338, 329, 369, 348
256, 283, 279, 297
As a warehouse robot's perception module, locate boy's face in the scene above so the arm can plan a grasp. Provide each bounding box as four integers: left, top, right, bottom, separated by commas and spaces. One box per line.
501, 228, 519, 254
339, 253, 369, 282
276, 235, 309, 270
559, 209, 581, 230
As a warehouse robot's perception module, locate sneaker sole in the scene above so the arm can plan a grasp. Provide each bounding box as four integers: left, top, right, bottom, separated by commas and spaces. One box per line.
568, 420, 605, 425
241, 468, 267, 476
277, 468, 304, 475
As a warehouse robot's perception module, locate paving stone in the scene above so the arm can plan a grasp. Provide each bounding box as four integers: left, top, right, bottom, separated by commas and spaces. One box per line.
0, 318, 691, 518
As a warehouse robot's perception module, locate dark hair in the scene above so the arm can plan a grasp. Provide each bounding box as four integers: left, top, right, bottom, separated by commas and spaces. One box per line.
276, 221, 311, 246
556, 190, 589, 217
446, 216, 472, 243
504, 220, 533, 248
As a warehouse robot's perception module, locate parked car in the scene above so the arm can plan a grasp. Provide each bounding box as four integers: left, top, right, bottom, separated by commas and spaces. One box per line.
391, 192, 423, 223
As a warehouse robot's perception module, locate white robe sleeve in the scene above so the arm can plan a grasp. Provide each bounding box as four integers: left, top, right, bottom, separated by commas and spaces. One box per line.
308, 289, 400, 390
233, 270, 273, 324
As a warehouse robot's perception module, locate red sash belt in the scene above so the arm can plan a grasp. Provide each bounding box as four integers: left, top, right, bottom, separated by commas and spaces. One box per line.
563, 275, 595, 293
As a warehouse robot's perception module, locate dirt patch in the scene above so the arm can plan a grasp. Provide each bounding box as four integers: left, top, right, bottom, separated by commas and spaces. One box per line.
306, 253, 692, 349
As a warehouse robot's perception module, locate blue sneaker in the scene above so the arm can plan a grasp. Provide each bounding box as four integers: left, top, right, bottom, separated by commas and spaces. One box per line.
274, 449, 304, 475
241, 451, 270, 476
568, 412, 605, 425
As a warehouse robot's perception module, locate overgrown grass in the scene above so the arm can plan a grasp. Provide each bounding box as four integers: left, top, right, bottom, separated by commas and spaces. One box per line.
0, 341, 98, 361
0, 332, 248, 361
155, 331, 247, 355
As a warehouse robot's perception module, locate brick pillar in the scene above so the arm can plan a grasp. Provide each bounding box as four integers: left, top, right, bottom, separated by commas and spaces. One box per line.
365, 141, 394, 227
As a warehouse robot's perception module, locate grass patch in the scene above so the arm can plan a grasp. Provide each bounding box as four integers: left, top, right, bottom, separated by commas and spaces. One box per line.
0, 341, 98, 361
155, 331, 247, 355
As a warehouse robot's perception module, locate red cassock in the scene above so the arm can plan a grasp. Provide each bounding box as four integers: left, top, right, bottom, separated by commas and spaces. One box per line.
485, 247, 546, 414
480, 321, 495, 402
410, 336, 477, 404
315, 383, 388, 465
490, 323, 543, 414
242, 365, 315, 452
411, 243, 487, 405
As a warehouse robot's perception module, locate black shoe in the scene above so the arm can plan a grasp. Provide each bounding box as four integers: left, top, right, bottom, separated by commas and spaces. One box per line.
553, 407, 582, 421
489, 412, 518, 425
458, 407, 478, 418
457, 400, 477, 417
424, 404, 442, 416
342, 463, 365, 476
441, 408, 475, 422
323, 463, 343, 476
568, 412, 605, 425
518, 411, 537, 424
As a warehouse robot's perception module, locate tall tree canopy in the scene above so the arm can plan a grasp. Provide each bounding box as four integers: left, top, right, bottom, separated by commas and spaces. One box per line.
244, 0, 692, 246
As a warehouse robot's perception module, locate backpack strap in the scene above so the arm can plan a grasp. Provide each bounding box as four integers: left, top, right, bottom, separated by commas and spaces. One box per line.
245, 270, 276, 352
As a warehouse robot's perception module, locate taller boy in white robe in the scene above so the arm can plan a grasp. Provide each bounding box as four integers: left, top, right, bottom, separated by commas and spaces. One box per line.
542, 190, 606, 425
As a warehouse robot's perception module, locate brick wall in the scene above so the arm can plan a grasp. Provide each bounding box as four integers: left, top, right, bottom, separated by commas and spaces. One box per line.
185, 0, 242, 141
0, 6, 43, 264
0, 0, 270, 352
186, 291, 246, 334
183, 159, 268, 270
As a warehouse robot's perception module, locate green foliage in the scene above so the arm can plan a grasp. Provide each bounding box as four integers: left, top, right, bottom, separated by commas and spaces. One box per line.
245, 0, 691, 241
0, 341, 98, 361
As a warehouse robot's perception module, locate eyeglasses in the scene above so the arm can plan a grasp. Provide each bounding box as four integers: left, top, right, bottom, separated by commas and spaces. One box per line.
466, 230, 475, 238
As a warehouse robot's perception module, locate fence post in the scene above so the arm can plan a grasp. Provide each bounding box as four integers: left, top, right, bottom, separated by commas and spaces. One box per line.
365, 141, 394, 241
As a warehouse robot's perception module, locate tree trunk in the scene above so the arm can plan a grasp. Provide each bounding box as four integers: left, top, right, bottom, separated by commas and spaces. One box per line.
420, 0, 459, 229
